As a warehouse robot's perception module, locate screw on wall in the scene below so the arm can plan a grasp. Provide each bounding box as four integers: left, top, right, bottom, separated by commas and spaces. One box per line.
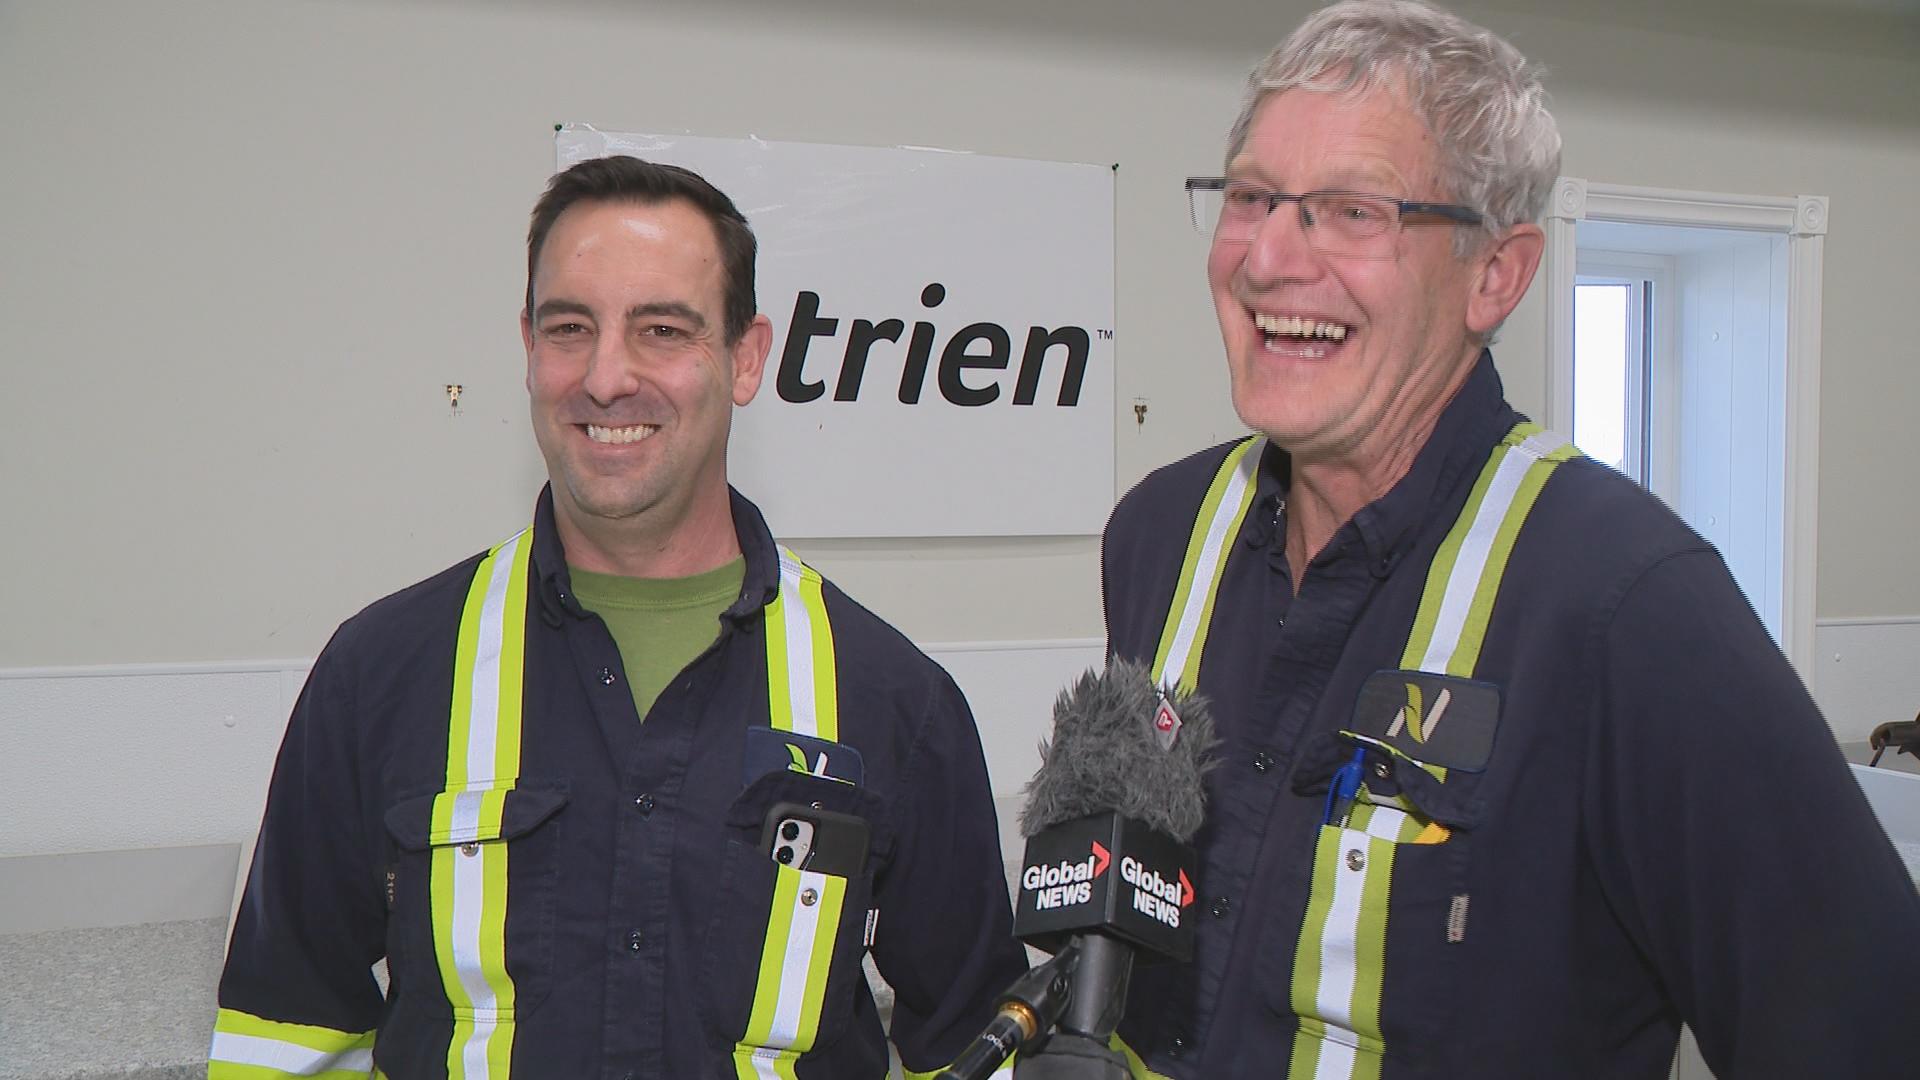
446, 384, 464, 413
1134, 397, 1149, 427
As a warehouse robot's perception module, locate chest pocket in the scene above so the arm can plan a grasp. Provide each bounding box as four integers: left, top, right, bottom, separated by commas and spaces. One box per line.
699, 769, 889, 1072
1272, 733, 1487, 1065
383, 780, 570, 1023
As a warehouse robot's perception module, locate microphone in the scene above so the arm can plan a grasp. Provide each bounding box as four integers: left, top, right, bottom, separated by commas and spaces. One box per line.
939, 660, 1216, 1080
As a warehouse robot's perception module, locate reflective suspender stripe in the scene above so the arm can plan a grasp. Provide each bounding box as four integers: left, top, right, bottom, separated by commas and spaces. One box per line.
734, 547, 844, 1078
436, 528, 533, 1080
765, 547, 838, 741
1289, 824, 1394, 1080
1403, 424, 1576, 678
209, 1008, 376, 1079
1285, 422, 1577, 1078
1151, 437, 1265, 693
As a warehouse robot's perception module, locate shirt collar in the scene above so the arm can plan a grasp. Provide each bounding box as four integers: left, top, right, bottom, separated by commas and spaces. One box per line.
1258, 349, 1521, 571
529, 483, 784, 627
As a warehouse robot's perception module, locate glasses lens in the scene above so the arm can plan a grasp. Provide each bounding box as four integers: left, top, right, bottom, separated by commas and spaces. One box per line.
1303, 194, 1397, 257
1188, 183, 1224, 235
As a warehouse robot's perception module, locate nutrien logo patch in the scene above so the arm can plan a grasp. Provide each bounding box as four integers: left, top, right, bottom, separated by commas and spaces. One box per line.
775, 284, 1093, 408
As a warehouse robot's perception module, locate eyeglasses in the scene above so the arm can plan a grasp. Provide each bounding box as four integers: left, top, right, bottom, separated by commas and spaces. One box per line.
1186, 178, 1484, 257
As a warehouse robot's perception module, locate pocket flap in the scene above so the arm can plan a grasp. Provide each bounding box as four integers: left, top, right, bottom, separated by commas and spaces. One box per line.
723, 768, 890, 859
384, 780, 569, 851
1293, 731, 1484, 829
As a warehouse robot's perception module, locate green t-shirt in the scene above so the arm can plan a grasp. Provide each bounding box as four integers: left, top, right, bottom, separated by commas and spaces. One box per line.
567, 558, 745, 722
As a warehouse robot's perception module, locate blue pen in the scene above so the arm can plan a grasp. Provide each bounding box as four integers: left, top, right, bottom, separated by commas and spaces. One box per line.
1322, 747, 1368, 828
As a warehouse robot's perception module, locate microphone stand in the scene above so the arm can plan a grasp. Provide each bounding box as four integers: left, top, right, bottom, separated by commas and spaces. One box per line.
1012, 934, 1133, 1080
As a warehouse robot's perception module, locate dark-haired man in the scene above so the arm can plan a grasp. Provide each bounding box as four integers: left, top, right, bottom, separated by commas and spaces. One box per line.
212, 155, 1027, 1079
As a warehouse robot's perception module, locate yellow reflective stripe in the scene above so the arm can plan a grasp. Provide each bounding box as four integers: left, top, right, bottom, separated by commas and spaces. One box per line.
1402, 423, 1575, 678
437, 528, 533, 1080
1281, 425, 1576, 1078
737, 547, 845, 1068
1151, 437, 1264, 694
797, 565, 838, 743
734, 869, 846, 1065
1287, 827, 1393, 1080
210, 1008, 376, 1078
767, 547, 837, 740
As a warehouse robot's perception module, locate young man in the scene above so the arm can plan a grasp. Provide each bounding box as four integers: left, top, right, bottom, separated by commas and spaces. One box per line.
212, 156, 1027, 1079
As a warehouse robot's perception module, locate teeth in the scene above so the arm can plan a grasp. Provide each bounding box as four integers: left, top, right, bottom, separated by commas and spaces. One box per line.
586, 423, 657, 445
1254, 314, 1349, 341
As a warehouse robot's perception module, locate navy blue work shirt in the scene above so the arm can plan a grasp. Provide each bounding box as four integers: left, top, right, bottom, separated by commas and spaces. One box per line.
1101, 353, 1920, 1078
218, 486, 1028, 1078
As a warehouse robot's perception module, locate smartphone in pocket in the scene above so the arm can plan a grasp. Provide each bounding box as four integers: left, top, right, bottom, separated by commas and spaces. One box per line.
762, 802, 870, 878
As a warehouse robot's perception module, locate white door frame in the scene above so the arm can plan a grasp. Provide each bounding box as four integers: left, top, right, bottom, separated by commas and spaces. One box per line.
1542, 179, 1828, 678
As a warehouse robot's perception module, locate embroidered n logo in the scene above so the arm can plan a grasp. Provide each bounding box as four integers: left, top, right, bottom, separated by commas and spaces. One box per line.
1384, 683, 1452, 744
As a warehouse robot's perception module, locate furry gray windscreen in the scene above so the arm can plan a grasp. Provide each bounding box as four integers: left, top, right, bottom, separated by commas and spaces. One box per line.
1018, 659, 1218, 842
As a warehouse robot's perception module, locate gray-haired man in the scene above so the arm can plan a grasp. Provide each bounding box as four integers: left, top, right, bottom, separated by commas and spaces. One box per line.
1099, 2, 1920, 1077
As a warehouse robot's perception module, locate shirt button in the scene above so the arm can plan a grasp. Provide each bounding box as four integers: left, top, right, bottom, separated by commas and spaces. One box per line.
1210, 896, 1230, 918
626, 929, 644, 952
1372, 759, 1393, 781
1251, 751, 1273, 773
1275, 616, 1286, 629
1168, 1033, 1188, 1057
599, 667, 617, 686
634, 793, 655, 816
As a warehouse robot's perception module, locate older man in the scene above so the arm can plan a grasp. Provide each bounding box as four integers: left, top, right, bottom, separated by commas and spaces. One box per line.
1100, 2, 1920, 1077
211, 156, 1027, 1079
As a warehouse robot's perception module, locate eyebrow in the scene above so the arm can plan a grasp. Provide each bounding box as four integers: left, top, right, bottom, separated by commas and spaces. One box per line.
625, 301, 707, 333
533, 299, 709, 333
533, 299, 594, 322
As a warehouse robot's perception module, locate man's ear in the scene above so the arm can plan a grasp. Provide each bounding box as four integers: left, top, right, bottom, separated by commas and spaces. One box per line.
521, 308, 536, 391
730, 314, 774, 407
1466, 223, 1545, 340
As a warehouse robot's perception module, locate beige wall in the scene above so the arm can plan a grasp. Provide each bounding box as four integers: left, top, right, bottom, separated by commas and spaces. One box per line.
2, 0, 1915, 669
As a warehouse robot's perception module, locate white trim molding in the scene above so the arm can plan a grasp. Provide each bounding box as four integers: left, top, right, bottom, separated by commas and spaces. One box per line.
1543, 179, 1825, 679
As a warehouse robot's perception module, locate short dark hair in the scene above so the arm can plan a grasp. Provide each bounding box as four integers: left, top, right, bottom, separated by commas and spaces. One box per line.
525, 156, 758, 343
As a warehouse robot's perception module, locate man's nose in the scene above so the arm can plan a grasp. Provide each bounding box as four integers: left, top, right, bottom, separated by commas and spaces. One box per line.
1240, 200, 1323, 286
582, 332, 641, 406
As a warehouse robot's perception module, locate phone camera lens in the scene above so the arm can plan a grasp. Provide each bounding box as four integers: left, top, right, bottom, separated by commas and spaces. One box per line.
781, 821, 801, 841
776, 845, 796, 865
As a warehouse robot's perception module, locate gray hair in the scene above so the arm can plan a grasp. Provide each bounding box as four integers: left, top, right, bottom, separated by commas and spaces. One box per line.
1227, 0, 1561, 255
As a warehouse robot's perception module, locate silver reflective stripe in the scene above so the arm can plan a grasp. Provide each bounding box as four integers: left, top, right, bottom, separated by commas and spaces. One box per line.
1158, 439, 1263, 688
1315, 828, 1374, 1033
1415, 434, 1566, 674
209, 1031, 375, 1075
776, 547, 820, 739
768, 868, 833, 1045
1313, 1027, 1360, 1079
451, 846, 497, 1018
465, 531, 523, 783
445, 789, 486, 845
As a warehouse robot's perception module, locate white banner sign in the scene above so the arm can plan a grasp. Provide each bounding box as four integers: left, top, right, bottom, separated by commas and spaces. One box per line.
557, 127, 1115, 538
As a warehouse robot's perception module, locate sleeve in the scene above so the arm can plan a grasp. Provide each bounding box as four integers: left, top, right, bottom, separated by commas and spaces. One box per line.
870, 673, 1031, 1077
210, 643, 388, 1078
1581, 550, 1920, 1079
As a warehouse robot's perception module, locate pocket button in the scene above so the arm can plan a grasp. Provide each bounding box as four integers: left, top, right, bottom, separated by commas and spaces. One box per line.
1346, 849, 1366, 871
